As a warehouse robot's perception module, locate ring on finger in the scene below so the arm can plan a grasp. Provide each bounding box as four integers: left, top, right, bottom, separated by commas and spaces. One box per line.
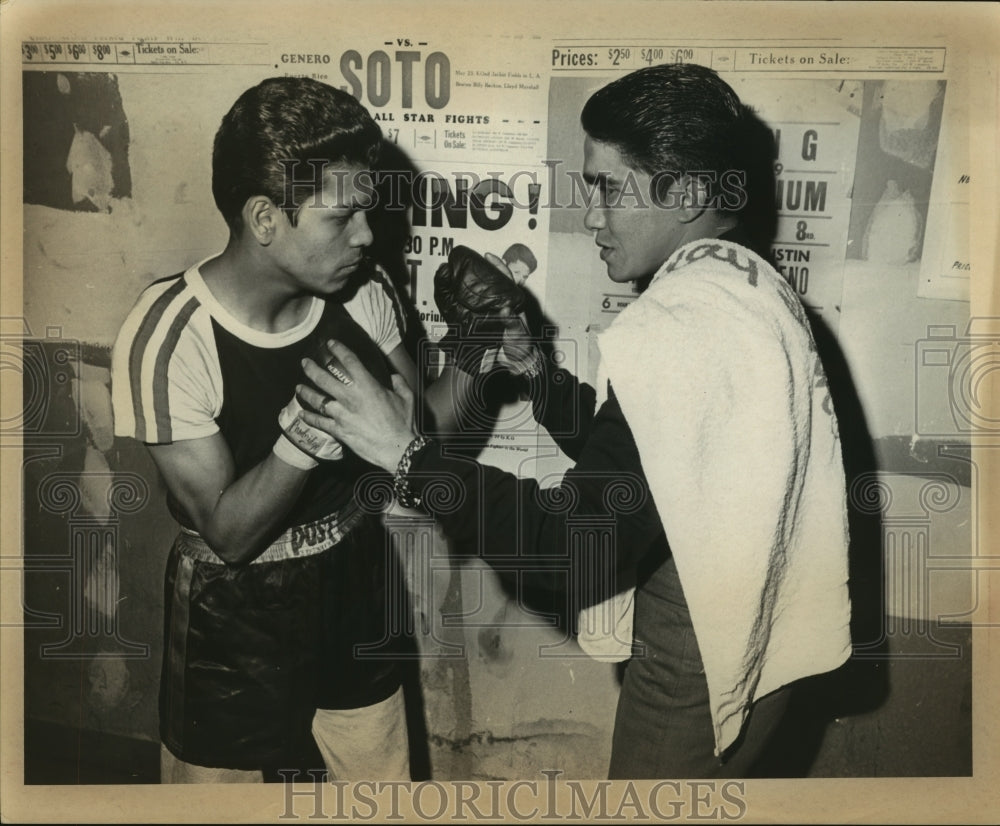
323, 397, 336, 417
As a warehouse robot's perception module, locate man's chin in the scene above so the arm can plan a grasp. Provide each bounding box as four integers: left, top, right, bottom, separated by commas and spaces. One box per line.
320, 270, 363, 301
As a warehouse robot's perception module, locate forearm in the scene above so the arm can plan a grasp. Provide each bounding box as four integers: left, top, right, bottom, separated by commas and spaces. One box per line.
407, 399, 662, 597
525, 364, 598, 461
385, 342, 482, 439
170, 446, 311, 566
202, 461, 308, 564
418, 365, 474, 436
420, 357, 597, 458
406, 442, 571, 592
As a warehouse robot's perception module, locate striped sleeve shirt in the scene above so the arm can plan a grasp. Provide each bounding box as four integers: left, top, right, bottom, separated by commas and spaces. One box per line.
111, 257, 403, 445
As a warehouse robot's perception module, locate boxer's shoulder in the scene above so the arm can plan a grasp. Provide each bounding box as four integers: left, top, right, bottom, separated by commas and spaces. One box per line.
340, 263, 407, 344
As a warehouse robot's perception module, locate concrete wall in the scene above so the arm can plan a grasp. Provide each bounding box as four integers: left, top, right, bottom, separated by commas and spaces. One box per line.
20, 70, 972, 781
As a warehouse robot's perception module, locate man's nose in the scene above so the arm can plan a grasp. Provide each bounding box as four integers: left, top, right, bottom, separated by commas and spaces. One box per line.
583, 202, 605, 231
352, 210, 374, 247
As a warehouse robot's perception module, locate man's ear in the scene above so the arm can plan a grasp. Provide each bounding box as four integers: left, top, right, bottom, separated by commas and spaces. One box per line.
676, 173, 712, 224
243, 196, 282, 245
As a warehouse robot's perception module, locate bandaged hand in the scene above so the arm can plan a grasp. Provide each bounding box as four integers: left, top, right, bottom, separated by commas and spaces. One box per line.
296, 340, 418, 474
274, 341, 353, 468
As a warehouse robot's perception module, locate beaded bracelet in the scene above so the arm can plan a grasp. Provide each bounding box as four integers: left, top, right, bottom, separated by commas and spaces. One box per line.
519, 351, 543, 379
394, 435, 432, 508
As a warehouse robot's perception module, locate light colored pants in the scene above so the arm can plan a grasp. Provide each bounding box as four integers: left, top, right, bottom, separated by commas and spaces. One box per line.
159, 687, 409, 783
160, 745, 262, 783
312, 687, 410, 781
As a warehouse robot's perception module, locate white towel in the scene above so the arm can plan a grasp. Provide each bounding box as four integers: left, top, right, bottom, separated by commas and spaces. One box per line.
578, 238, 852, 756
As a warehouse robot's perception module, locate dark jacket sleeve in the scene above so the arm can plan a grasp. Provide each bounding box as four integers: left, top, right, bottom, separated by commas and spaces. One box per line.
407, 385, 665, 602
525, 365, 599, 462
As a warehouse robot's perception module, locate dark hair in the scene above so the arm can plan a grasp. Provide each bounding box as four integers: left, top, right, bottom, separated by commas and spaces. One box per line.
212, 77, 381, 233
502, 243, 537, 273
580, 63, 744, 196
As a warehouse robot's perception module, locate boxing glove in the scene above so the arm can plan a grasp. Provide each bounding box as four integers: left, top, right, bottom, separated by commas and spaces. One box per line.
434, 246, 530, 375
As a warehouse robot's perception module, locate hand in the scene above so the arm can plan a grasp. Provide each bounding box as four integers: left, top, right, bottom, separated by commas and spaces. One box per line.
275, 340, 356, 466
296, 340, 418, 472
479, 255, 541, 374
277, 395, 344, 464
495, 312, 542, 377
489, 256, 542, 375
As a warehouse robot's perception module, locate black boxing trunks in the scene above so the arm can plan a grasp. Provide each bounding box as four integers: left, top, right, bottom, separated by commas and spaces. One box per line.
159, 506, 403, 771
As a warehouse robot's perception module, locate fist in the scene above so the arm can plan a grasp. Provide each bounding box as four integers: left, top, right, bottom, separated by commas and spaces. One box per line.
277, 341, 354, 463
